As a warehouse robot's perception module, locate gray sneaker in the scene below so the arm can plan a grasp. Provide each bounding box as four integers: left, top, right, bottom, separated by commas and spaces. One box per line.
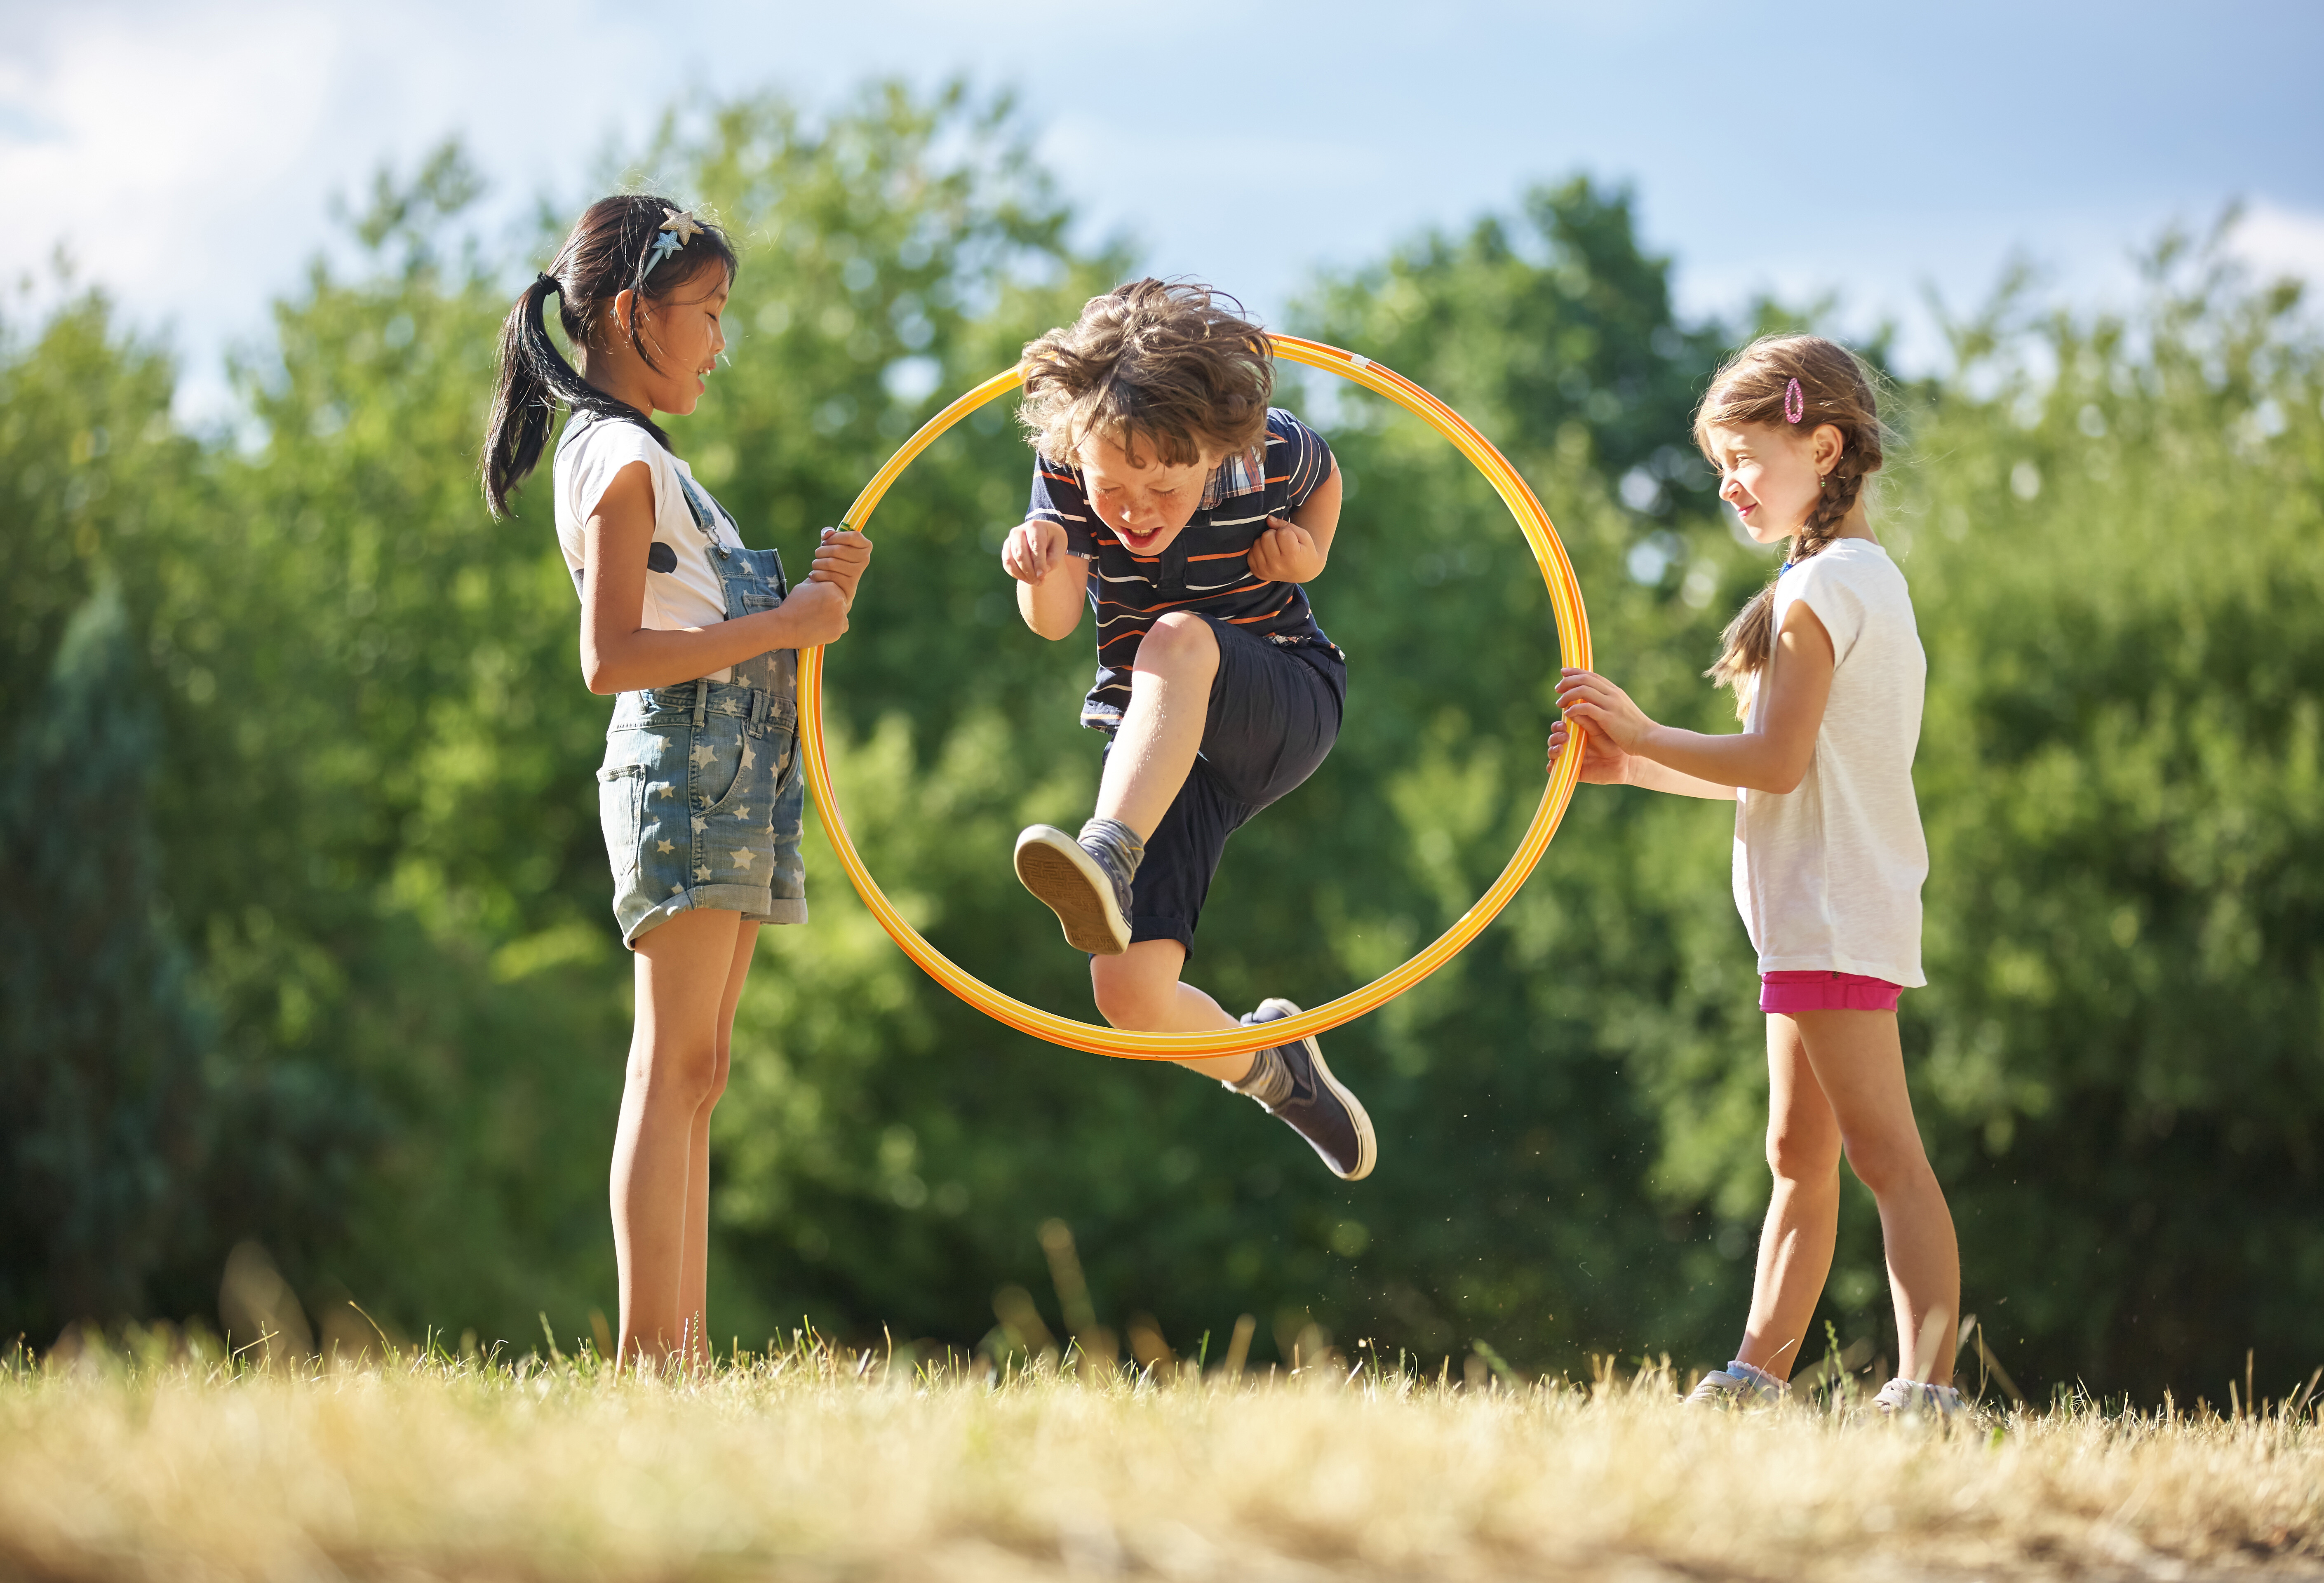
1687, 1359, 1789, 1406
1014, 824, 1133, 955
1872, 1376, 1972, 1420
1229, 998, 1376, 1181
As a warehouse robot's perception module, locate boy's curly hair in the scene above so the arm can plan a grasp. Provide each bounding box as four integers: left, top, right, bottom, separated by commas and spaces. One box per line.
1017, 279, 1274, 469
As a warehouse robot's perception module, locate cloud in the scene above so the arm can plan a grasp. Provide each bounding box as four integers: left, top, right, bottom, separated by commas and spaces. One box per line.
0, 5, 346, 311
2230, 200, 2324, 287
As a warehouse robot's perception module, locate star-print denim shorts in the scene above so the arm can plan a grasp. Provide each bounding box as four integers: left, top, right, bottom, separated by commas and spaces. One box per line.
597, 666, 807, 947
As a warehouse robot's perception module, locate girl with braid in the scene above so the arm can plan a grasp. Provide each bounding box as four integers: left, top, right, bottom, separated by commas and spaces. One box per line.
1549, 335, 1965, 1417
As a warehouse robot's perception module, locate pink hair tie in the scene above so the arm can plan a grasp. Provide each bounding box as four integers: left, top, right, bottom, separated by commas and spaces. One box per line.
1783, 377, 1805, 424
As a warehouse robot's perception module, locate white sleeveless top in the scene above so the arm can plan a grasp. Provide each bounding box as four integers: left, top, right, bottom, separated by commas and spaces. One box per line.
1731, 539, 1929, 987
552, 418, 745, 682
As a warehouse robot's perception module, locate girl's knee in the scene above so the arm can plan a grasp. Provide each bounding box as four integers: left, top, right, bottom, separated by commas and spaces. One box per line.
1840, 1131, 1931, 1197
1766, 1121, 1841, 1184
629, 1038, 721, 1109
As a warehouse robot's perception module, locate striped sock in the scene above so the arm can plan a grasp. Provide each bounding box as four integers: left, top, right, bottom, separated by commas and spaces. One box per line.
1077, 817, 1145, 881
1228, 1043, 1292, 1106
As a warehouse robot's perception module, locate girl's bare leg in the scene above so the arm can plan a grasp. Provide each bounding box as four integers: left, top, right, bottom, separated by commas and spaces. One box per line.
1789, 1008, 1960, 1385
1090, 938, 1253, 1085
677, 921, 758, 1365
611, 907, 745, 1367
1094, 612, 1217, 839
1735, 1015, 1844, 1380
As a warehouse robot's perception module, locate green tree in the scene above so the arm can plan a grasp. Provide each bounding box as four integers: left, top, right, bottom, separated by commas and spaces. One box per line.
7, 79, 2317, 1402
0, 586, 209, 1338
1898, 233, 2324, 1398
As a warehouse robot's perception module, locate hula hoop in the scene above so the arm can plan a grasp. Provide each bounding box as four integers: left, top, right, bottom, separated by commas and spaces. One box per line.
798, 335, 1591, 1060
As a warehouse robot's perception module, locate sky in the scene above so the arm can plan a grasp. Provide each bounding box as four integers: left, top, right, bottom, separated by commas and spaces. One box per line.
4, 0, 2320, 423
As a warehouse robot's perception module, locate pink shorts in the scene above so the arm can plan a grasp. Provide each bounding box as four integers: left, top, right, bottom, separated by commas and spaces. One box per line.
1759, 970, 1903, 1014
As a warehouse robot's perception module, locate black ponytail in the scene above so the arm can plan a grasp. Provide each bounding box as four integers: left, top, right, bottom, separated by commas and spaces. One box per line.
480, 195, 739, 519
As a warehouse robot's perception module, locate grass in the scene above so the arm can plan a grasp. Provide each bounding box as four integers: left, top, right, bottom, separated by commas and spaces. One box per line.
4, 1332, 2321, 1581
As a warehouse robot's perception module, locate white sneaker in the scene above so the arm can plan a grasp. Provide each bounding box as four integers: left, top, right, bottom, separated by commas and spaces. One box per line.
1871, 1376, 1972, 1419
1686, 1359, 1788, 1406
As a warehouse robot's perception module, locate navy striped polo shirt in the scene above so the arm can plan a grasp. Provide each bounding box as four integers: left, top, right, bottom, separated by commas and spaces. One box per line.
1027, 407, 1343, 730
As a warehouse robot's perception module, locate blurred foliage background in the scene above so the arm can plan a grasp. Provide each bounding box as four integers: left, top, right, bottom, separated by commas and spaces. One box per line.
3, 81, 2318, 1403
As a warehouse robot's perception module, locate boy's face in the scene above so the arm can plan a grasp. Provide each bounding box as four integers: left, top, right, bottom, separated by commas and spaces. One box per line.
1076, 430, 1217, 557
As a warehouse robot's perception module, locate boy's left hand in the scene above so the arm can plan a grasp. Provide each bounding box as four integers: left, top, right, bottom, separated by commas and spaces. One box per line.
1249, 517, 1326, 583
807, 527, 874, 607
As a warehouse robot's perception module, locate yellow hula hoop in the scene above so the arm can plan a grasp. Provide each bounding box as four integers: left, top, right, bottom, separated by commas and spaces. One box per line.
799, 335, 1591, 1060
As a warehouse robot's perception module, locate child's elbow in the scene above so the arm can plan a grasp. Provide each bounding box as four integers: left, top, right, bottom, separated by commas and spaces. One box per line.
1765, 754, 1814, 796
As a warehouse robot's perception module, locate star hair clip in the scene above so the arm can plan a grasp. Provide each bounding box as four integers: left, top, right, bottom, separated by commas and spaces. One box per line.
645, 207, 706, 275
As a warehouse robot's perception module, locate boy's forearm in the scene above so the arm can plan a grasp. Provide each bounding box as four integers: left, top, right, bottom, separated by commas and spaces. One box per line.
1017, 574, 1084, 639
1290, 465, 1342, 566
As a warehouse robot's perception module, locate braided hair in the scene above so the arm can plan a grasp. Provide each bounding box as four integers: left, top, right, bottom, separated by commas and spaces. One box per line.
1694, 334, 1889, 711
481, 195, 738, 518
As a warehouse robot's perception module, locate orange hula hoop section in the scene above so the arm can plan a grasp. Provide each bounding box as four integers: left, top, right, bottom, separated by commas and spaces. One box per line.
797, 335, 1591, 1060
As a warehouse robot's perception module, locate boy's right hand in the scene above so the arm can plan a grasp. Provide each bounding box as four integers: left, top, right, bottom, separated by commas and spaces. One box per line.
1002, 519, 1069, 583
777, 578, 851, 648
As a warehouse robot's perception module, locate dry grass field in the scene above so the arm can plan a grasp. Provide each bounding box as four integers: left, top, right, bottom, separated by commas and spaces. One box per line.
4, 1333, 2321, 1583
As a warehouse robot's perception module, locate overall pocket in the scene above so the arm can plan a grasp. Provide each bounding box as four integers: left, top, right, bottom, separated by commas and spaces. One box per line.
595, 763, 645, 881
688, 715, 753, 816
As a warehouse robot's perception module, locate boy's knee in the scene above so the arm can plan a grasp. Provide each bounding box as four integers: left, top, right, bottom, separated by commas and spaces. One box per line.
1139, 611, 1219, 677
1090, 960, 1173, 1029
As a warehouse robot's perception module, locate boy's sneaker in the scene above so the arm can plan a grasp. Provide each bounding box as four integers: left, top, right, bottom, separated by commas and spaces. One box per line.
1014, 824, 1133, 955
1686, 1359, 1789, 1406
1872, 1376, 1973, 1420
1226, 999, 1376, 1181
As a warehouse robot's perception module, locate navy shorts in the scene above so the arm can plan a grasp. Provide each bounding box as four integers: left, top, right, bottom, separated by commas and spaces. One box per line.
1106, 617, 1345, 958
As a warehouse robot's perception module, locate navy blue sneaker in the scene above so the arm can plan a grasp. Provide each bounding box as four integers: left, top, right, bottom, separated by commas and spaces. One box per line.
1014, 824, 1133, 955
1232, 998, 1377, 1181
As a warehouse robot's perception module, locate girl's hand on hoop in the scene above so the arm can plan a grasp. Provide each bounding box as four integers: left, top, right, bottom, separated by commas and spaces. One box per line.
1553, 667, 1657, 754
1249, 516, 1325, 583
1546, 716, 1632, 785
1002, 519, 1069, 583
808, 527, 873, 607
779, 578, 851, 647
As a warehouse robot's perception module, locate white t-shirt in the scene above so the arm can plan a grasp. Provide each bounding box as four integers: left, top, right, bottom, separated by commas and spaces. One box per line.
1730, 538, 1929, 987
553, 417, 746, 683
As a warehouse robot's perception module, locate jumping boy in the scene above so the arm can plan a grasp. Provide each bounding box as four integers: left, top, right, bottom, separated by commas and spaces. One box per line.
1001, 279, 1374, 1181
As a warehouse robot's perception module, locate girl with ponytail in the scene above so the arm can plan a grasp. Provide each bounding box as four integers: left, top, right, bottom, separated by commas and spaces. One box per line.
483, 195, 874, 1367
1549, 335, 1966, 1417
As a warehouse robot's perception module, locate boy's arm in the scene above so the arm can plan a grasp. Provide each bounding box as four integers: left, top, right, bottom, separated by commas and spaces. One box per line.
1001, 517, 1090, 640
1249, 460, 1340, 584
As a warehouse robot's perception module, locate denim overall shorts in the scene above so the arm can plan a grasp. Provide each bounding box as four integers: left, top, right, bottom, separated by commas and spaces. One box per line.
588, 442, 806, 947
